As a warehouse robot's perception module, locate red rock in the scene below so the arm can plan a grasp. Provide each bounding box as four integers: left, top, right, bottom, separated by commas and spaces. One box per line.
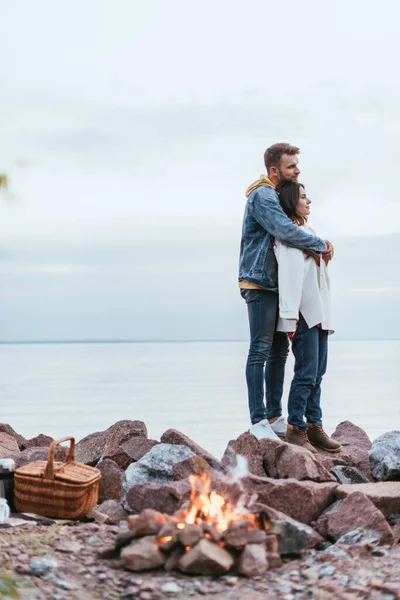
120, 535, 166, 571
0, 424, 27, 450
103, 437, 159, 470
221, 432, 265, 478
0, 432, 20, 458
246, 475, 337, 524
178, 538, 233, 575
331, 421, 372, 479
96, 500, 129, 524
260, 438, 336, 483
75, 420, 148, 466
178, 523, 203, 547
392, 523, 400, 543
172, 456, 212, 480
316, 491, 394, 544
11, 445, 68, 469
311, 445, 354, 473
335, 482, 400, 517
23, 434, 53, 450
161, 429, 222, 471
222, 520, 249, 548
97, 459, 123, 503
128, 508, 168, 537
237, 543, 268, 577
125, 480, 191, 515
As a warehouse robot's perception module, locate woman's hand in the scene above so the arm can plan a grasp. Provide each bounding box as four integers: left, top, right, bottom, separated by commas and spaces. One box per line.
322, 240, 334, 264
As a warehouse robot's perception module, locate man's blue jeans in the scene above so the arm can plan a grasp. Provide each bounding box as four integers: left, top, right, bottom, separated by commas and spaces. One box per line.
241, 289, 289, 425
288, 314, 328, 430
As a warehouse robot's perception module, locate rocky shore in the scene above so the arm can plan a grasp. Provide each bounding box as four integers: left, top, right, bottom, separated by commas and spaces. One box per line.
1, 420, 400, 599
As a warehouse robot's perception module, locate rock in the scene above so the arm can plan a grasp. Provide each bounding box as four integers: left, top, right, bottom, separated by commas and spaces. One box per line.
172, 456, 212, 480
97, 500, 129, 524
331, 421, 372, 478
161, 428, 222, 472
123, 444, 195, 495
97, 459, 123, 503
75, 420, 148, 466
270, 517, 324, 556
120, 535, 166, 571
237, 543, 268, 577
157, 522, 179, 551
249, 502, 323, 551
178, 523, 203, 547
311, 445, 354, 472
334, 528, 383, 546
246, 475, 337, 524
54, 541, 83, 553
0, 424, 27, 450
0, 432, 20, 458
161, 582, 182, 594
178, 538, 234, 575
330, 465, 370, 484
222, 520, 249, 548
125, 480, 191, 514
128, 509, 168, 537
261, 438, 336, 483
23, 434, 53, 450
369, 431, 400, 481
29, 558, 58, 576
335, 482, 400, 517
11, 445, 68, 469
102, 438, 159, 470
315, 492, 394, 544
221, 433, 265, 477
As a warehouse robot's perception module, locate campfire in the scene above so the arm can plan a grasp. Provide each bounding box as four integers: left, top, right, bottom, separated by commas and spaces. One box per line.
105, 472, 281, 578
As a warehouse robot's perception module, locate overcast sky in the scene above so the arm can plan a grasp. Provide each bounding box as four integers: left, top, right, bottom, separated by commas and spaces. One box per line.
1, 0, 400, 341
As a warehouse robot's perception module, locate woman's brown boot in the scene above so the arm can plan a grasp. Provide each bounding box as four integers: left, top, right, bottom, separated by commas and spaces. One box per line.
286, 424, 318, 454
307, 423, 342, 453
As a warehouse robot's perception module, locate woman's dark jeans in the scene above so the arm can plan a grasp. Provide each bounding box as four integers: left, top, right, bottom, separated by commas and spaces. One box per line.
288, 313, 328, 430
241, 289, 289, 425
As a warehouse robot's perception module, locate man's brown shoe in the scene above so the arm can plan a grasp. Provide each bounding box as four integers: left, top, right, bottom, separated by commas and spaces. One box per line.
286, 424, 318, 454
307, 424, 342, 453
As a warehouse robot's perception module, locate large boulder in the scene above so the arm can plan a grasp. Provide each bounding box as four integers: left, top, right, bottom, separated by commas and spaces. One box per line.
0, 432, 20, 459
161, 429, 222, 472
125, 480, 191, 514
97, 459, 124, 503
369, 431, 400, 481
221, 432, 265, 478
75, 420, 148, 466
315, 491, 394, 545
123, 444, 195, 491
331, 421, 372, 479
11, 446, 68, 469
246, 475, 337, 524
335, 482, 400, 518
261, 439, 336, 483
0, 424, 27, 450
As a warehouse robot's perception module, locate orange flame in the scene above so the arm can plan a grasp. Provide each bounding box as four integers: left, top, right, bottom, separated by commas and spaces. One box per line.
181, 473, 257, 533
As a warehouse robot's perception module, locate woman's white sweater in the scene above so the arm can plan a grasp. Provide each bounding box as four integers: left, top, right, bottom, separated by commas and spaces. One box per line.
274, 225, 334, 334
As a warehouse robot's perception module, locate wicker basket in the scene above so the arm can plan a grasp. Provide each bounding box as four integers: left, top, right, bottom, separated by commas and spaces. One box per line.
14, 436, 101, 519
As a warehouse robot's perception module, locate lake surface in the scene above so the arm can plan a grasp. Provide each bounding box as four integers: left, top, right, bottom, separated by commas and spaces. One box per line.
1, 340, 399, 458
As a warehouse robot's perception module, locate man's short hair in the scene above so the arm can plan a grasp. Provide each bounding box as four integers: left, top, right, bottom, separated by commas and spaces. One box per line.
264, 143, 300, 174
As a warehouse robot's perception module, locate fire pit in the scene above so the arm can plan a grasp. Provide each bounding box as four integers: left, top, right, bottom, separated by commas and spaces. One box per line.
105, 473, 281, 577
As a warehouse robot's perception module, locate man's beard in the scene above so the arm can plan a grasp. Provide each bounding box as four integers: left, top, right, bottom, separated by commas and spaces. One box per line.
278, 168, 297, 183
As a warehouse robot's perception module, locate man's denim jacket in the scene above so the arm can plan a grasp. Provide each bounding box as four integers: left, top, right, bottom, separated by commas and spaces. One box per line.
238, 185, 327, 292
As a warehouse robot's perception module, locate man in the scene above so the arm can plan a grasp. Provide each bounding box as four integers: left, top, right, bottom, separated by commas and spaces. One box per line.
239, 143, 334, 440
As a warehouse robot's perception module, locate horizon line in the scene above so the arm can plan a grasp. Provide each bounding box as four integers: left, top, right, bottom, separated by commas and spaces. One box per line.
0, 337, 399, 345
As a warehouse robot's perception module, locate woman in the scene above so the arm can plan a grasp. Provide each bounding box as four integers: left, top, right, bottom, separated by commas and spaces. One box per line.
274, 181, 341, 454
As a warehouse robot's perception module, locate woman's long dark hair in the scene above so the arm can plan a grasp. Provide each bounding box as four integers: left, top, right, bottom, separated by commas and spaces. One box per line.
276, 181, 306, 226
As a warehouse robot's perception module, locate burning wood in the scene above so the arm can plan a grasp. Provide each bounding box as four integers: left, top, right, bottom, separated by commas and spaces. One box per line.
111, 472, 279, 576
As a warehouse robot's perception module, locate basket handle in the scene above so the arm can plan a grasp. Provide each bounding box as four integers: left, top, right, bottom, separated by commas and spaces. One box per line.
43, 436, 75, 481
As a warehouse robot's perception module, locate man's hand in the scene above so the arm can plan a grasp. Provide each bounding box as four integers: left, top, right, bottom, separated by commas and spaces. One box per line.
322, 240, 334, 264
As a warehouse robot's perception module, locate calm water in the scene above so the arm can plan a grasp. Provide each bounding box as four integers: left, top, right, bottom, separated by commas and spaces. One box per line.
1, 341, 399, 459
